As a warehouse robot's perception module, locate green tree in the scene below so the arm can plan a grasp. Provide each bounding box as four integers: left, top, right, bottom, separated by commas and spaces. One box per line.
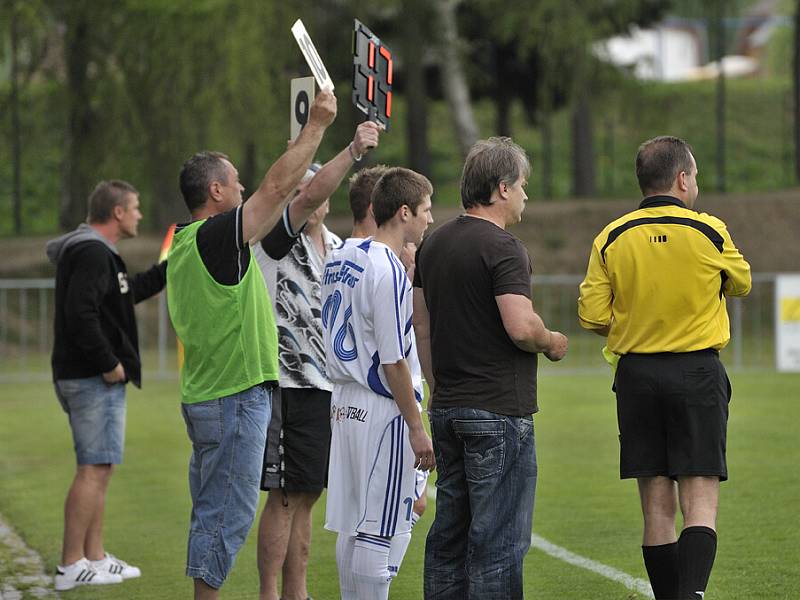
1, 0, 52, 233
462, 0, 667, 197
46, 0, 121, 230
795, 0, 800, 182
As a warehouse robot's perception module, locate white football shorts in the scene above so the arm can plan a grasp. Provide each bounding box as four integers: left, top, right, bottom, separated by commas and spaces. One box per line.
325, 381, 420, 537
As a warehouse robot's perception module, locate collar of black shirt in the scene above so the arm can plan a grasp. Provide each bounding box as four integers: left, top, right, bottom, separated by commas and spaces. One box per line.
639, 195, 688, 210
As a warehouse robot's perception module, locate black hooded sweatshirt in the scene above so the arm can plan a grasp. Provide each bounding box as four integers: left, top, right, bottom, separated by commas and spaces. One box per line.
47, 223, 166, 387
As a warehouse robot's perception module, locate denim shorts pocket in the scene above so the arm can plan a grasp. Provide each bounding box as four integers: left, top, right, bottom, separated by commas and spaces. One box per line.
453, 419, 505, 482
232, 391, 269, 484
56, 378, 84, 397
184, 400, 224, 447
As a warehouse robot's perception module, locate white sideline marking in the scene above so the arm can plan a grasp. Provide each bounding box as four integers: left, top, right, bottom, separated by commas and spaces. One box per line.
426, 486, 654, 598
0, 512, 55, 598
531, 534, 654, 598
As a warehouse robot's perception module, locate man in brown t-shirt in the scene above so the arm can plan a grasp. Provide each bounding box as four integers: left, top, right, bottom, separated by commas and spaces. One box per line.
413, 137, 568, 600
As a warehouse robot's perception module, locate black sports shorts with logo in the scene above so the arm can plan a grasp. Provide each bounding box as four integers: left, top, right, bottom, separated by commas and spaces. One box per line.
260, 387, 332, 493
614, 349, 731, 481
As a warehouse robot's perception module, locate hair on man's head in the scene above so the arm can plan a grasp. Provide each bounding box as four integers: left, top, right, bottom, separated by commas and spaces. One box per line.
635, 136, 694, 196
371, 167, 433, 227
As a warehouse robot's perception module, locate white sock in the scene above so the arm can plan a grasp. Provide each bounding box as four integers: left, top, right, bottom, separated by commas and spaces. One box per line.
336, 533, 358, 600
353, 533, 392, 600
388, 512, 419, 579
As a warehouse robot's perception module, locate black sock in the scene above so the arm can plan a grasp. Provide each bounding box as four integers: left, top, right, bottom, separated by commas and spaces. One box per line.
642, 542, 679, 599
678, 526, 717, 599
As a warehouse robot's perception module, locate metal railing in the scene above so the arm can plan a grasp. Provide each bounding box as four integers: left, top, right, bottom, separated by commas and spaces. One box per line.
0, 279, 174, 383
533, 273, 779, 374
0, 274, 784, 383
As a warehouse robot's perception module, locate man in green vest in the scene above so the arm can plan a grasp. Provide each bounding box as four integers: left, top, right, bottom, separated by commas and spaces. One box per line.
167, 90, 337, 600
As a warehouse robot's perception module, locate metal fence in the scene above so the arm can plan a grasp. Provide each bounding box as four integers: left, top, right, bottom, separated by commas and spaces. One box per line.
0, 279, 175, 383
533, 273, 779, 374
0, 274, 785, 383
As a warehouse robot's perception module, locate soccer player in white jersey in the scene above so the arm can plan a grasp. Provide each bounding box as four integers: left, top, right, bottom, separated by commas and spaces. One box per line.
322, 167, 436, 600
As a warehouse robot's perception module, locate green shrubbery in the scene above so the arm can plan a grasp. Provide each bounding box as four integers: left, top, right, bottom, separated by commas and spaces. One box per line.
0, 76, 794, 234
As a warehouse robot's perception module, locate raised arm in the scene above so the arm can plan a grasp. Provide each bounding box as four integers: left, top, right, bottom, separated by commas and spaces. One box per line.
242, 90, 337, 243
496, 293, 568, 361
285, 120, 382, 233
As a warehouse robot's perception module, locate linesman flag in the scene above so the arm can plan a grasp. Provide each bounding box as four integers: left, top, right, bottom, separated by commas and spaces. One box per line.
159, 224, 184, 371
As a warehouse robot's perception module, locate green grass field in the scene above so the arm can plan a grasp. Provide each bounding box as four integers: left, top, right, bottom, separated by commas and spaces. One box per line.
1, 373, 798, 599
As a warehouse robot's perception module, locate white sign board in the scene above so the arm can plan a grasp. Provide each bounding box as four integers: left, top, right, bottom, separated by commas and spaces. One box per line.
290, 77, 316, 141
291, 19, 334, 92
776, 274, 800, 372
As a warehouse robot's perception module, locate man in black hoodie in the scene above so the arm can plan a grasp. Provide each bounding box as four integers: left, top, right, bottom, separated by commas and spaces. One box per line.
47, 180, 166, 591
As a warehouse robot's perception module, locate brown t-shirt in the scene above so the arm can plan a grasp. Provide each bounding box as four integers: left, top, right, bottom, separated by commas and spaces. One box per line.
413, 215, 538, 416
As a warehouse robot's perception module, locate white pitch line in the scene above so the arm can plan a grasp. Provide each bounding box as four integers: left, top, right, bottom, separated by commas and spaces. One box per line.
0, 512, 55, 598
531, 534, 654, 598
426, 486, 654, 599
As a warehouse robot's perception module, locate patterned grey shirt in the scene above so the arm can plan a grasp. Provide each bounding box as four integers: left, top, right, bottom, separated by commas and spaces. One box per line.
254, 213, 341, 390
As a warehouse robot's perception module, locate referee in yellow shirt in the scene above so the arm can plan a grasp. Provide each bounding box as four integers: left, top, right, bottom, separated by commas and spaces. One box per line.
578, 136, 751, 600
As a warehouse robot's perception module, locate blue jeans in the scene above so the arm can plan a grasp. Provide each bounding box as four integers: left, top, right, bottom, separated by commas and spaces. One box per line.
424, 407, 537, 600
55, 376, 126, 465
181, 384, 271, 589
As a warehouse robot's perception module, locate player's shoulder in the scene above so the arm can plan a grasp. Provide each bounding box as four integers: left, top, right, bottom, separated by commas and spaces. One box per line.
593, 204, 665, 246
366, 241, 404, 279
67, 239, 115, 264
324, 226, 343, 248
691, 210, 728, 231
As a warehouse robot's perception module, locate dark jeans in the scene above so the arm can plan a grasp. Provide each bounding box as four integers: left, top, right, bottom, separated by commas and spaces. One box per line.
424, 407, 537, 600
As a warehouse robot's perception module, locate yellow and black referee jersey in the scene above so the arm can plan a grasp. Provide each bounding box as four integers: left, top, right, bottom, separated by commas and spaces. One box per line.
578, 195, 752, 354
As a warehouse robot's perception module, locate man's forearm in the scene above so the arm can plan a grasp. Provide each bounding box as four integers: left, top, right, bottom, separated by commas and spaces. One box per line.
412, 288, 435, 391
245, 122, 327, 243
132, 262, 167, 303
512, 312, 553, 353
383, 360, 425, 433
287, 144, 354, 232
416, 335, 436, 396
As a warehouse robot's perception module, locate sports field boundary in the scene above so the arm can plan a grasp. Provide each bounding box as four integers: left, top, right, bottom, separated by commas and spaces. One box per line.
426, 486, 654, 598
0, 512, 54, 599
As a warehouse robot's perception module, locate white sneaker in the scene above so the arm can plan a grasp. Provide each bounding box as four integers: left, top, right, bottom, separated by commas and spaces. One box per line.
91, 552, 142, 579
54, 557, 123, 591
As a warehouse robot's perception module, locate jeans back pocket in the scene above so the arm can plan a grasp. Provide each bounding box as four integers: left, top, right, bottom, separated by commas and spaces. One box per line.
452, 419, 506, 482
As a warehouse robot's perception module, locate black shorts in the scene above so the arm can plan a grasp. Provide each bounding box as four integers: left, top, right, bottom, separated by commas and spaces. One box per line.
615, 349, 731, 481
260, 387, 332, 493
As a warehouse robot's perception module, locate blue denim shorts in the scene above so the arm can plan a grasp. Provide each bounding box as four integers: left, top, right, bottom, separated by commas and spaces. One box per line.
55, 376, 126, 465
181, 384, 271, 589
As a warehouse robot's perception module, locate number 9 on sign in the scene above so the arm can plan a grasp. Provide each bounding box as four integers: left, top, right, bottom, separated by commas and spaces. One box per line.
290, 77, 316, 141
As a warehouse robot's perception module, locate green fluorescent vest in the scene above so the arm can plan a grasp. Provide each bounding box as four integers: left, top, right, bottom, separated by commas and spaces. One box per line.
166, 220, 278, 403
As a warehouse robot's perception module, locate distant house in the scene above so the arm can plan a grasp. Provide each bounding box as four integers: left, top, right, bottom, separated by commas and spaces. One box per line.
595, 19, 706, 82
596, 6, 788, 83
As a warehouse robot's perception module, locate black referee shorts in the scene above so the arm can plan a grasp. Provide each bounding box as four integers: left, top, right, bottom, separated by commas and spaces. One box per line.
260, 387, 332, 493
615, 349, 731, 481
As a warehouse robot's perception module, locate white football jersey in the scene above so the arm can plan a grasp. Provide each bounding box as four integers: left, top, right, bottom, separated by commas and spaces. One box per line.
321, 239, 423, 403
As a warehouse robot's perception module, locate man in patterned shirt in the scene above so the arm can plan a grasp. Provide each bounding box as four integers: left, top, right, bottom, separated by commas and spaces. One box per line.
253, 121, 381, 600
